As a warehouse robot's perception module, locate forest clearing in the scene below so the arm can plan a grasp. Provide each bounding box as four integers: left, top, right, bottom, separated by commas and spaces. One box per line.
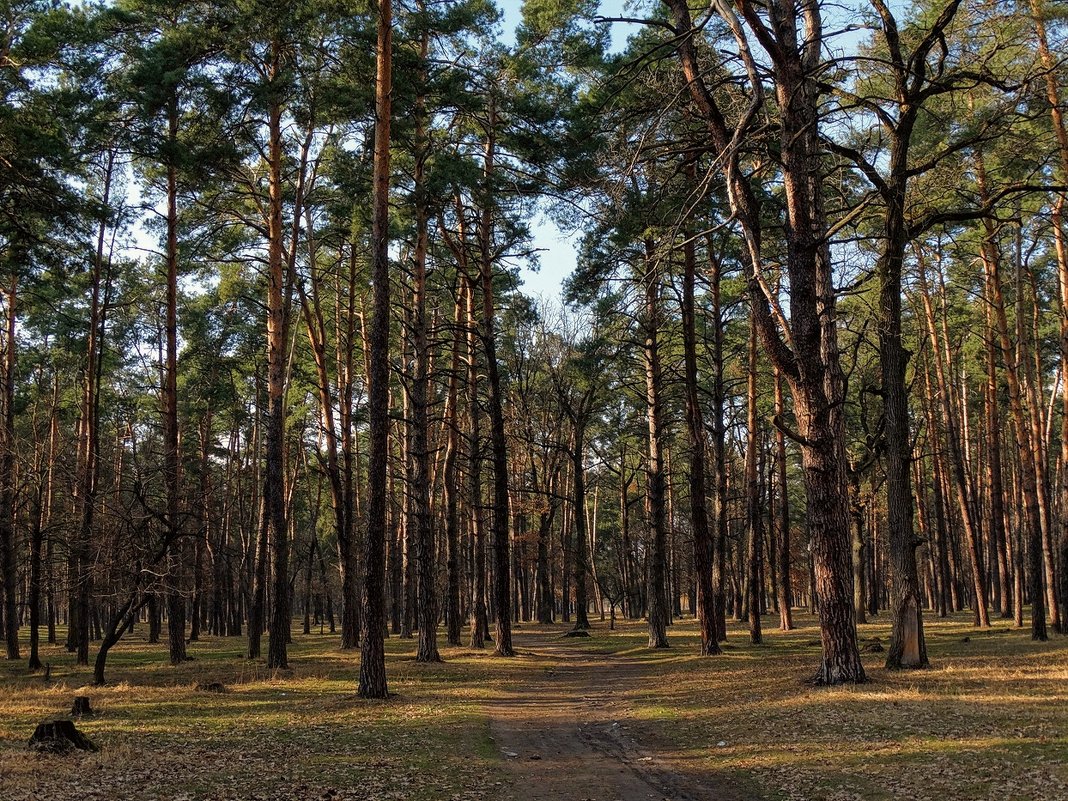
2, 614, 1067, 801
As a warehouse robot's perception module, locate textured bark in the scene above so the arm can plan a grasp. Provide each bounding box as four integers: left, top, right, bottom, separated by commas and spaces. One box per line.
359, 0, 392, 698
984, 289, 1012, 619
1028, 0, 1068, 633
881, 176, 926, 669
850, 481, 867, 626
745, 317, 763, 645
264, 49, 291, 670
442, 293, 464, 646
773, 370, 793, 631
916, 254, 989, 627
163, 101, 187, 667
410, 50, 440, 661
0, 275, 17, 659
708, 245, 729, 643
681, 219, 719, 655
478, 101, 513, 657
570, 423, 590, 631
465, 276, 488, 649
975, 148, 1046, 641
642, 242, 669, 649
247, 492, 268, 660
665, 0, 863, 681
70, 151, 116, 666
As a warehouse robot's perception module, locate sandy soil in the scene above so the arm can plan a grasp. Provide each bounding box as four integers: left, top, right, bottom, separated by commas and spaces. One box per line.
485, 632, 755, 801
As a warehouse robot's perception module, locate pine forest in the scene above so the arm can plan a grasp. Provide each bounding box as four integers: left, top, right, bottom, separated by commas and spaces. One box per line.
2, 1, 1068, 799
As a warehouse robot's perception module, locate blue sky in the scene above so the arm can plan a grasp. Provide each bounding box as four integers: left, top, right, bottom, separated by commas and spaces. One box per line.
497, 0, 630, 300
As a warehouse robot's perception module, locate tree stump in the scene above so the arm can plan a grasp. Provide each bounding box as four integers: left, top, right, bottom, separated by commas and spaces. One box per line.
28, 720, 97, 754
196, 681, 227, 693
70, 696, 94, 717
563, 630, 591, 638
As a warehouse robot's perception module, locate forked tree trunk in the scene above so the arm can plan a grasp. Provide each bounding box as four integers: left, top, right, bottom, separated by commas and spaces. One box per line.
665, 0, 863, 681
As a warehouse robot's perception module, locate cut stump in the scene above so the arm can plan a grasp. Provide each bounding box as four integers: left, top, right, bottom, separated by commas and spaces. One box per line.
70, 696, 94, 717
196, 681, 228, 693
28, 720, 98, 754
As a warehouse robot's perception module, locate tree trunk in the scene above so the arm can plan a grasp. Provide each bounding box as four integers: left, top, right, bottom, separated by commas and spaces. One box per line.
0, 274, 17, 659
773, 369, 793, 630
264, 50, 291, 670
880, 176, 927, 669
465, 276, 488, 649
410, 55, 440, 661
974, 148, 1046, 641
681, 211, 720, 655
1029, 0, 1068, 635
642, 241, 669, 649
746, 316, 763, 645
359, 0, 392, 698
478, 100, 513, 657
443, 293, 464, 645
570, 422, 590, 631
70, 150, 116, 666
163, 101, 187, 666
916, 251, 989, 626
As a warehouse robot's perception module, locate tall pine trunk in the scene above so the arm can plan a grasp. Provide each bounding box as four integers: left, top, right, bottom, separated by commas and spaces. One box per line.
642, 241, 669, 649
359, 0, 392, 698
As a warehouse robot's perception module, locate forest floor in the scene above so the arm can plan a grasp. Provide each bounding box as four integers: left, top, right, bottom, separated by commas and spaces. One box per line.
0, 611, 1066, 801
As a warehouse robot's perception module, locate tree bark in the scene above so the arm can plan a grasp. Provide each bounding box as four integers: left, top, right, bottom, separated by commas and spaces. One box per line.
642, 240, 669, 649
681, 215, 720, 654
746, 316, 763, 645
0, 274, 17, 659
773, 368, 793, 630
359, 0, 392, 698
163, 100, 187, 666
478, 99, 513, 657
410, 46, 440, 661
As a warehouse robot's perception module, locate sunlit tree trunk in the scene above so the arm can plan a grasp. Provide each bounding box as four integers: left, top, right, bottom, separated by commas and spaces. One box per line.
642, 240, 668, 649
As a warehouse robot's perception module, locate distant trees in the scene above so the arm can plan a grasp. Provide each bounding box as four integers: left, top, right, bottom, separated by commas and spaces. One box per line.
1, 0, 1067, 695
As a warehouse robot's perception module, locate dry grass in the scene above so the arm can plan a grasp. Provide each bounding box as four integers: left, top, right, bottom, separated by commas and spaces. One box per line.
0, 630, 500, 801
0, 611, 1065, 800
580, 611, 1068, 801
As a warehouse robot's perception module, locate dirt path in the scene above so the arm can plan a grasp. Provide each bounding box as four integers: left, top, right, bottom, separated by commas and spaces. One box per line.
486, 632, 751, 801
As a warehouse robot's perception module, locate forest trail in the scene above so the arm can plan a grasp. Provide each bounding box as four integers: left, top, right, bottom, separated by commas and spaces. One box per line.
485, 632, 751, 801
